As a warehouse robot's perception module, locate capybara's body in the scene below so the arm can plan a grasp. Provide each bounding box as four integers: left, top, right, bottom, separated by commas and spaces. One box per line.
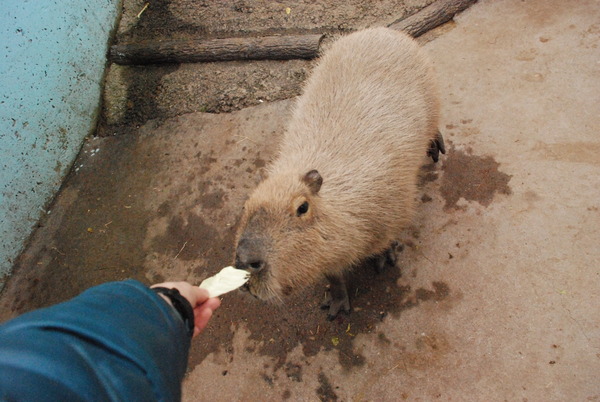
234, 27, 441, 316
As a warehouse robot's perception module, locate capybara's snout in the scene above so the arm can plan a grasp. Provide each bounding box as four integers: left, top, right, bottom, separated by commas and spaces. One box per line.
234, 236, 267, 272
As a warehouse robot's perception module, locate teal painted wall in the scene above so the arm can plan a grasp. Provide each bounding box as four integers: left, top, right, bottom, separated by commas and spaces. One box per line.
0, 1, 121, 283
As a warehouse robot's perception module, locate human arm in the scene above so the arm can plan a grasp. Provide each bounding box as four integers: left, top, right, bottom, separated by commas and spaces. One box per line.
0, 279, 219, 401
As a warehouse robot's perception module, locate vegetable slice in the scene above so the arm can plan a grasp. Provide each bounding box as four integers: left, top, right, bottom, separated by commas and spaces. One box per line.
199, 266, 249, 297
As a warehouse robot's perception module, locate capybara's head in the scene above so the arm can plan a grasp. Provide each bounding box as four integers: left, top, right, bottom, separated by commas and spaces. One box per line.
234, 169, 328, 301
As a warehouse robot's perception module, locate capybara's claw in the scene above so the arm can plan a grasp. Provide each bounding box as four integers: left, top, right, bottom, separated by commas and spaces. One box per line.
427, 131, 446, 163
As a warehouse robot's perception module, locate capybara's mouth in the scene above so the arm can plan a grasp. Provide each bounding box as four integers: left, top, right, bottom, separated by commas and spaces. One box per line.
240, 282, 259, 299
245, 276, 278, 301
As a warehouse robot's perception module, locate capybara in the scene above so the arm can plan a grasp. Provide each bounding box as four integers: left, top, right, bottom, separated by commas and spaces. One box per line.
234, 27, 444, 319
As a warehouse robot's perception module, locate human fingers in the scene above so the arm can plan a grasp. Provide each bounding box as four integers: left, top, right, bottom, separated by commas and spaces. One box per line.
193, 298, 221, 336
191, 286, 210, 307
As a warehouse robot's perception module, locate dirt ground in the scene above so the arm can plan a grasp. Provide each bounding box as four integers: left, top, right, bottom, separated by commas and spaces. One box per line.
2, 0, 599, 400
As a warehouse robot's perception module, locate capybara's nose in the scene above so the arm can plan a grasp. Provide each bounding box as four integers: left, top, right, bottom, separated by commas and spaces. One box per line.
235, 238, 265, 271
235, 255, 265, 271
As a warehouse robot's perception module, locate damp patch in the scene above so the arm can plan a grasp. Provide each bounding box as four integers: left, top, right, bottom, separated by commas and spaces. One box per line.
440, 147, 512, 210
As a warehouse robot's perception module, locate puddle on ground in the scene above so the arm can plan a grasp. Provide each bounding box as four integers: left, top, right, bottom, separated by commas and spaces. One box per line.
440, 146, 512, 210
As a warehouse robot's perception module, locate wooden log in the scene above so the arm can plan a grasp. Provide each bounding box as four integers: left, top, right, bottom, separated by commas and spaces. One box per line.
110, 34, 324, 65
388, 0, 478, 37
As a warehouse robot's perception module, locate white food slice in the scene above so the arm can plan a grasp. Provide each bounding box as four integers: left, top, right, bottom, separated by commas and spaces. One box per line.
199, 266, 250, 297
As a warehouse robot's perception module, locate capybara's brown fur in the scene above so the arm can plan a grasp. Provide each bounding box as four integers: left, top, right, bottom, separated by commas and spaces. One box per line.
234, 28, 440, 313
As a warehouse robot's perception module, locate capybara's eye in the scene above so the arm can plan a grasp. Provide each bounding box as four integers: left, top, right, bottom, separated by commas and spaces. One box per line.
296, 201, 309, 216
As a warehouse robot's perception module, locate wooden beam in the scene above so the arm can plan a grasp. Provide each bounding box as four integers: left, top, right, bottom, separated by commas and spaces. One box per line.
109, 34, 324, 65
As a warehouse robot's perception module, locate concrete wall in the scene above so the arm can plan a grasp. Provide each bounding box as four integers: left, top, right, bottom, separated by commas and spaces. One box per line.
0, 1, 121, 283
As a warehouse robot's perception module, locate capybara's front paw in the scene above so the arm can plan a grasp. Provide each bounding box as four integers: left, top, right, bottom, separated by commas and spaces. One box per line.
321, 274, 351, 320
321, 289, 351, 321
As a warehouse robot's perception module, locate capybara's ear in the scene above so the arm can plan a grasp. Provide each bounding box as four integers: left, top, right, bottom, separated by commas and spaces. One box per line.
303, 169, 323, 194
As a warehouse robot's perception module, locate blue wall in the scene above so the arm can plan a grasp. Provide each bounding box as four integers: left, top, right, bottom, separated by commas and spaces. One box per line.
0, 1, 121, 283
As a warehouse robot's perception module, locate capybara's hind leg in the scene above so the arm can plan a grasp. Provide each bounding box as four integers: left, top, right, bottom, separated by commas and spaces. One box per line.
321, 274, 351, 320
427, 130, 446, 163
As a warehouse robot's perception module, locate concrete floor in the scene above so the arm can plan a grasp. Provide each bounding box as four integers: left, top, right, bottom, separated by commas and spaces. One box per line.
1, 0, 599, 400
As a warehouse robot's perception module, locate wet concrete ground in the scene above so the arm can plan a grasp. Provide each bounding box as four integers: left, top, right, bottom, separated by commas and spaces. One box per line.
1, 0, 599, 400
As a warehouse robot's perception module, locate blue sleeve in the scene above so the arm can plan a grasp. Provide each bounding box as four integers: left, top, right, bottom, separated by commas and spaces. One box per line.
0, 280, 191, 401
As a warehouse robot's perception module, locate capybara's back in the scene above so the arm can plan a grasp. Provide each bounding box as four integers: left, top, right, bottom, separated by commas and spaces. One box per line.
235, 28, 441, 318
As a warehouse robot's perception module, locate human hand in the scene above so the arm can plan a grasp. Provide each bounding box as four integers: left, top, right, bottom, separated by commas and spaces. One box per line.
151, 282, 221, 338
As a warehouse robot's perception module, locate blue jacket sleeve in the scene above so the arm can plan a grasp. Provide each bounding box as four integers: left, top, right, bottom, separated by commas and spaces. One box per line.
0, 280, 191, 401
